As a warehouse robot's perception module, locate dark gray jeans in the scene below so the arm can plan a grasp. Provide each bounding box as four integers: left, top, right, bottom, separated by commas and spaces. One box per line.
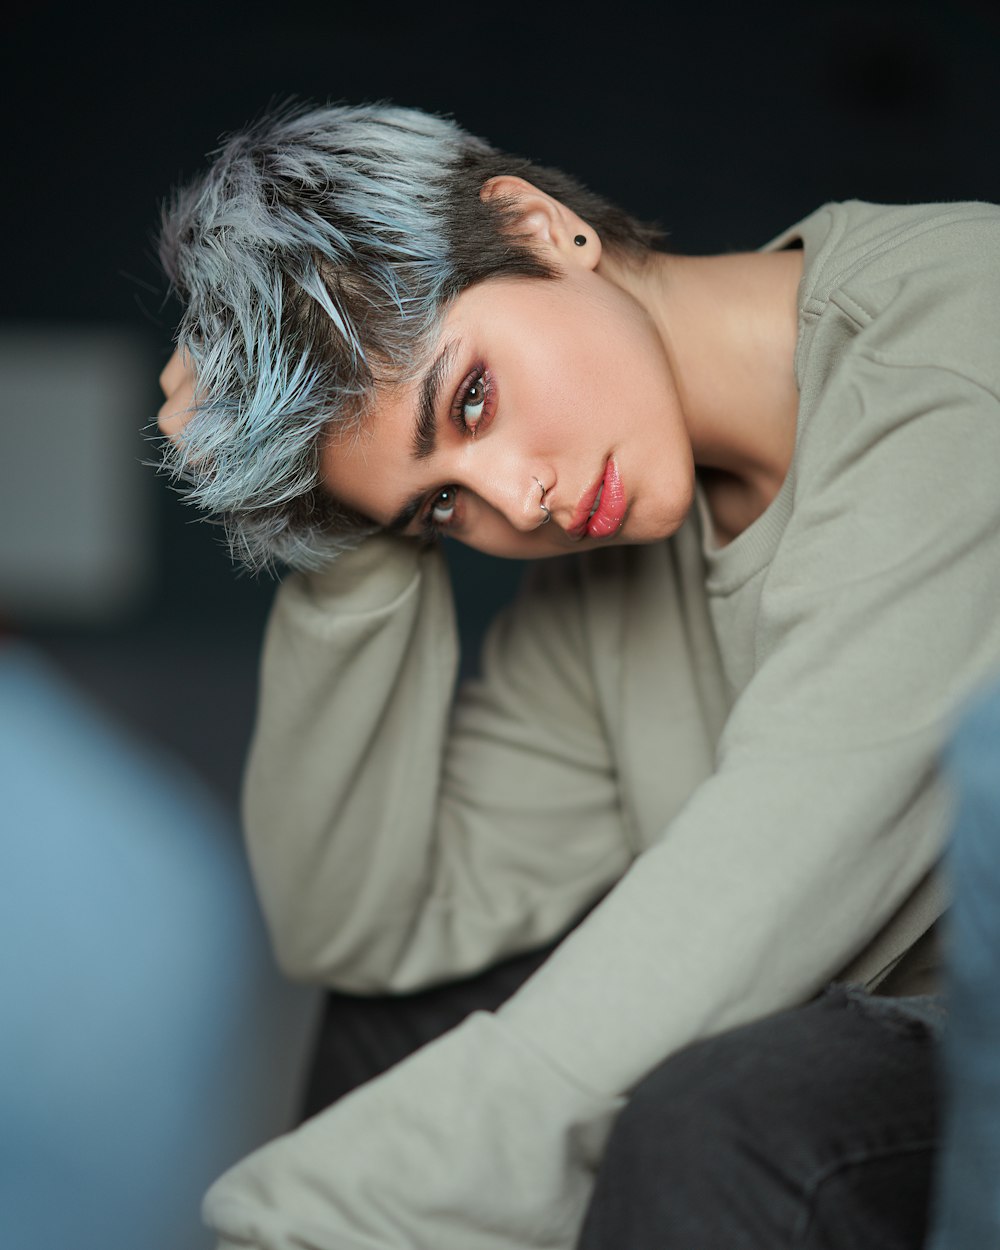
303, 972, 942, 1249
578, 985, 943, 1250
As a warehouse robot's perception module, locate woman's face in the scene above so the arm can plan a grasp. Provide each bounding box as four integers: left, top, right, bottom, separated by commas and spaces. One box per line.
322, 264, 696, 560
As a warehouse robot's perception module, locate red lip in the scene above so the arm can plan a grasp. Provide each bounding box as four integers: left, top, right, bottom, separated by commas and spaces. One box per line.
568, 458, 626, 540
568, 467, 606, 539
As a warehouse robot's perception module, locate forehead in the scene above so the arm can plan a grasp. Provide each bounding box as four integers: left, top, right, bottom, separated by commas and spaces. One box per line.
319, 359, 425, 522
319, 288, 471, 487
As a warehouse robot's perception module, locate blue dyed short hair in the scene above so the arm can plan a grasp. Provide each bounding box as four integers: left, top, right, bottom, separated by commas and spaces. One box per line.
159, 101, 664, 571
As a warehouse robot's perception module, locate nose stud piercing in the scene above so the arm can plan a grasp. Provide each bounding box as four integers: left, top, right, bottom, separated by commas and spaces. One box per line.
533, 477, 552, 525
574, 234, 587, 246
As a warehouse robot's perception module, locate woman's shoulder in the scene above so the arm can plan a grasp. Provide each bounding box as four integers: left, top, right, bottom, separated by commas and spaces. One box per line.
772, 198, 1000, 268
785, 200, 1000, 397
773, 200, 1000, 308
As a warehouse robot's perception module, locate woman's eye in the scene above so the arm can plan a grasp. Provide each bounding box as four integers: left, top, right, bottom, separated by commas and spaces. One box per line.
460, 373, 488, 431
430, 485, 459, 526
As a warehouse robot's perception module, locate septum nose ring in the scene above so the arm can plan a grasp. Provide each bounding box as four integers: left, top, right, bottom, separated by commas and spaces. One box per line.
533, 477, 552, 525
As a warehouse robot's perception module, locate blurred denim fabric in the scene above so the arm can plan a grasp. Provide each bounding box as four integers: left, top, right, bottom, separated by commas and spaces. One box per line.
927, 676, 1000, 1249
0, 643, 319, 1250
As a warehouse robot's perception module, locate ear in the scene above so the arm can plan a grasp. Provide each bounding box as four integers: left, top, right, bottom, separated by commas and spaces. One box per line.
479, 175, 602, 270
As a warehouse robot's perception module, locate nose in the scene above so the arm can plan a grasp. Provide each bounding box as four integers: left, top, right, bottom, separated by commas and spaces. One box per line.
472, 471, 550, 533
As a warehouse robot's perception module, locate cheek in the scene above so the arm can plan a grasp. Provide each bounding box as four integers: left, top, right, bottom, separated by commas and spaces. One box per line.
451, 501, 564, 560
452, 531, 568, 560
553, 306, 668, 437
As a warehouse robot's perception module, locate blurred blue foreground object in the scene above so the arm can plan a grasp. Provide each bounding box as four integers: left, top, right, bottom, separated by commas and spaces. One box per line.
927, 675, 1000, 1249
0, 642, 320, 1250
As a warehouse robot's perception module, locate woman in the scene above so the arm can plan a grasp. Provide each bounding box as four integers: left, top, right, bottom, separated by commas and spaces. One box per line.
156, 101, 1000, 1249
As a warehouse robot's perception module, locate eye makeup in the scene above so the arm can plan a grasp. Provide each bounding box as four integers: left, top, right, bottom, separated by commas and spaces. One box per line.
449, 362, 495, 437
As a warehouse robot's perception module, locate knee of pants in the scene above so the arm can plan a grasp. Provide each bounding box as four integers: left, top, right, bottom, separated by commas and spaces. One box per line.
580, 986, 941, 1248
593, 997, 836, 1199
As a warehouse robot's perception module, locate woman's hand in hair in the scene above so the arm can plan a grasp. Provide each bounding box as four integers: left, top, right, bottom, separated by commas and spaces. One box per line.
156, 348, 198, 444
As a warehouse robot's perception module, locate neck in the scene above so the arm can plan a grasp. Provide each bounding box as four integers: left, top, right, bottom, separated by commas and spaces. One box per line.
603, 245, 803, 542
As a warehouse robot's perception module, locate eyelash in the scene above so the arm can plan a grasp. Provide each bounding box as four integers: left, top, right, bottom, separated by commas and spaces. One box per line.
418, 363, 494, 541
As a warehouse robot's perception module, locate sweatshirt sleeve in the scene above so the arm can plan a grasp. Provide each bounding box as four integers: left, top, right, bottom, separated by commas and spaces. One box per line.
241, 533, 630, 991
205, 363, 1000, 1250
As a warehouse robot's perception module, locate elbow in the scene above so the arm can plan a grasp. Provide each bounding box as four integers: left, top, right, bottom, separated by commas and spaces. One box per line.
270, 935, 331, 986
267, 916, 416, 994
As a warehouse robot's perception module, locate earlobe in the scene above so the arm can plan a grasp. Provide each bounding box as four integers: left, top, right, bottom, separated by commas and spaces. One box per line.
479, 175, 601, 270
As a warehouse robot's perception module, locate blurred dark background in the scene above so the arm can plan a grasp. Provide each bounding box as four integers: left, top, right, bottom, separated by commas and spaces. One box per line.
3, 0, 999, 807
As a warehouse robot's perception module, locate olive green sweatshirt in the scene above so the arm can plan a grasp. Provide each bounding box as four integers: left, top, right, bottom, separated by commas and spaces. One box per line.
206, 200, 1000, 1250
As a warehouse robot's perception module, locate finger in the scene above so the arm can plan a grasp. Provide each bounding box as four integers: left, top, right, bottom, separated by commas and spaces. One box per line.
157, 348, 198, 441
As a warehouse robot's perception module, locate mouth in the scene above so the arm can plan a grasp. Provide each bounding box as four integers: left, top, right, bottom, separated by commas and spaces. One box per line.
569, 458, 627, 540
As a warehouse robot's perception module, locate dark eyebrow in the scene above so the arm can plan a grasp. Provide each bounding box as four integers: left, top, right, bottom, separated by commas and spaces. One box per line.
386, 492, 424, 535
412, 339, 458, 461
